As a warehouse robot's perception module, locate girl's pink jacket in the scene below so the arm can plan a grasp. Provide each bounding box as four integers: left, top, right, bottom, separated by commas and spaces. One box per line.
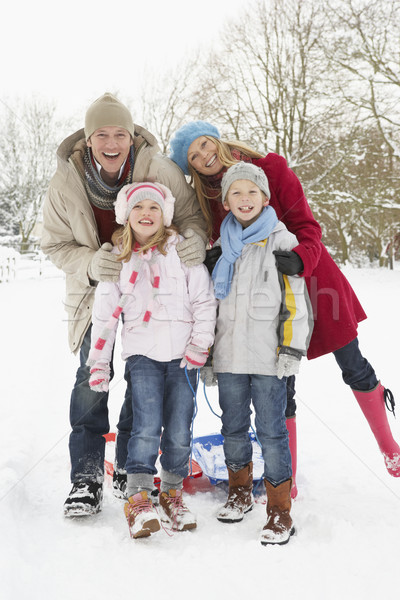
90, 234, 217, 363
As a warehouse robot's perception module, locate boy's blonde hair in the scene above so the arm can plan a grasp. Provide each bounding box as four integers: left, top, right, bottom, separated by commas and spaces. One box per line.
188, 137, 263, 239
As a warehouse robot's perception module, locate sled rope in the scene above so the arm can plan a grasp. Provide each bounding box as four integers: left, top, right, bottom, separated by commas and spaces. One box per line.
202, 381, 264, 495
184, 366, 200, 478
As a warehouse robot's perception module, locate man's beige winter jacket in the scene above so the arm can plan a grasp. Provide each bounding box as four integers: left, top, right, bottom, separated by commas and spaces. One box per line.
41, 125, 207, 354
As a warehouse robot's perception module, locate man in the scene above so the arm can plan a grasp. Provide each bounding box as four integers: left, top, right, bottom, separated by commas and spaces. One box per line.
41, 93, 207, 517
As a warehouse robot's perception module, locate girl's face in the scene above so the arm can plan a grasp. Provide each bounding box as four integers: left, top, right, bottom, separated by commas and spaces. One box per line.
187, 136, 223, 176
128, 199, 163, 245
223, 179, 268, 228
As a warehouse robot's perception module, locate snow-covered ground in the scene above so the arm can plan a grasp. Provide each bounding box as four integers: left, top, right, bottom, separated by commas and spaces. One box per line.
1, 260, 399, 600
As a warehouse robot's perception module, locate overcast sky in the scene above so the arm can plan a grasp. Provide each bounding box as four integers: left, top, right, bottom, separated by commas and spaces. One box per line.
2, 0, 250, 120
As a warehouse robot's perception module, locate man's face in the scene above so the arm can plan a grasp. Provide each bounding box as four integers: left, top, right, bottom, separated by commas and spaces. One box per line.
87, 126, 132, 177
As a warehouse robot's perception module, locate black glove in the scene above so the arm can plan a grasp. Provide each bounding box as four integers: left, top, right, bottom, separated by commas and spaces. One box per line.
273, 250, 304, 275
204, 246, 222, 275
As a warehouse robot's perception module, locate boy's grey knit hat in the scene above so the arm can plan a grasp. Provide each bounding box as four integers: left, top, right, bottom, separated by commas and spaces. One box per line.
221, 162, 271, 203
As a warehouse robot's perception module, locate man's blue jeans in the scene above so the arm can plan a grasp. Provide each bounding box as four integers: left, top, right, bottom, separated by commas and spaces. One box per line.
217, 373, 292, 486
69, 326, 132, 483
125, 355, 197, 478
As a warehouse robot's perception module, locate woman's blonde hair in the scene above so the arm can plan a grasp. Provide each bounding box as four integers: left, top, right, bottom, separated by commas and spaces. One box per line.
188, 137, 263, 238
112, 220, 178, 262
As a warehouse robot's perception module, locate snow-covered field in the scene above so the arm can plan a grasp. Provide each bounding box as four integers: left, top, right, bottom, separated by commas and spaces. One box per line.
1, 259, 399, 600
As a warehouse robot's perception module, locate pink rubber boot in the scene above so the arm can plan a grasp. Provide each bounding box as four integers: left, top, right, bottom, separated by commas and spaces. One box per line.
286, 416, 298, 499
353, 383, 400, 477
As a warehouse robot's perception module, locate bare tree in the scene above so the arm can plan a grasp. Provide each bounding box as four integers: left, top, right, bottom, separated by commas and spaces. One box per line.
192, 0, 349, 174
0, 97, 59, 252
136, 56, 204, 154
118, 0, 400, 266
322, 0, 400, 159
311, 126, 400, 264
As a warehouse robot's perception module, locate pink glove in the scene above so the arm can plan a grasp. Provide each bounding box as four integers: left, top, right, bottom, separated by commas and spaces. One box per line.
180, 344, 209, 370
89, 362, 111, 392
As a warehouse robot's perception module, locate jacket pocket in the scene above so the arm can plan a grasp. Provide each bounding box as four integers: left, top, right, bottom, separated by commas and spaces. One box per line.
64, 278, 94, 323
156, 272, 193, 322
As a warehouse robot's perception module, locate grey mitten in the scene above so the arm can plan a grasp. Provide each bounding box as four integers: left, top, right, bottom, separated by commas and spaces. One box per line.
200, 366, 218, 387
276, 352, 300, 379
177, 228, 206, 266
88, 243, 122, 282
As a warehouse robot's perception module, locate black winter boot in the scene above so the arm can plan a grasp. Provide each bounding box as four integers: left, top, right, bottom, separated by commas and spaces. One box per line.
63, 482, 103, 517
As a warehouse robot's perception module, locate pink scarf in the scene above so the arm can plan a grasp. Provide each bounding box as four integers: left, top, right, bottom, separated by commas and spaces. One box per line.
87, 244, 160, 365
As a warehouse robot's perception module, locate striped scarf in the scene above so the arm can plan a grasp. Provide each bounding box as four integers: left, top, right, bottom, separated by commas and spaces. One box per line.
87, 244, 160, 366
83, 146, 135, 210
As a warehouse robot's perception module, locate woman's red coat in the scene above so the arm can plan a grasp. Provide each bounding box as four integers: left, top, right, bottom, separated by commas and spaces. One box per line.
208, 152, 367, 360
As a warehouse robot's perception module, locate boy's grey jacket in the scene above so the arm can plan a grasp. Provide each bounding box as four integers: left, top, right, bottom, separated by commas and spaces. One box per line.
41, 125, 207, 354
213, 221, 313, 376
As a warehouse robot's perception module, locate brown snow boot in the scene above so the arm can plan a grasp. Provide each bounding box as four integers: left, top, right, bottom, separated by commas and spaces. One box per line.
260, 479, 295, 546
159, 489, 197, 531
217, 462, 254, 523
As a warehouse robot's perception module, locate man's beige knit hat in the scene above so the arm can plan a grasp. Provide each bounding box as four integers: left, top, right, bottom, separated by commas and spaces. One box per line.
84, 93, 135, 140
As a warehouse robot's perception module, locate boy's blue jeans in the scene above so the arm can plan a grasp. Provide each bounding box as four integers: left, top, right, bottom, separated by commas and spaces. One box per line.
217, 373, 292, 486
125, 355, 197, 478
69, 326, 132, 483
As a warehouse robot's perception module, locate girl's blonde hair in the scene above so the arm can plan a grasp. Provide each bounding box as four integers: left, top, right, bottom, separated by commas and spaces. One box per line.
188, 137, 263, 239
112, 220, 178, 263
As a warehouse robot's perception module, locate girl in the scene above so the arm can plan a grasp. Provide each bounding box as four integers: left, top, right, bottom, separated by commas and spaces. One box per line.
87, 181, 217, 538
168, 121, 400, 489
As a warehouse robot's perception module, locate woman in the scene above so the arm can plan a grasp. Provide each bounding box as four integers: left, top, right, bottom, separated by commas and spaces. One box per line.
168, 120, 400, 490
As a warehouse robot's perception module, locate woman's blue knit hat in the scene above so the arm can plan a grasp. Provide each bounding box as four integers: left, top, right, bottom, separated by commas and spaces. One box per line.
169, 121, 220, 175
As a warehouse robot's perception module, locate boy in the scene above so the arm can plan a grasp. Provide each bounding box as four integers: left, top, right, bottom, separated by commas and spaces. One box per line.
211, 162, 313, 545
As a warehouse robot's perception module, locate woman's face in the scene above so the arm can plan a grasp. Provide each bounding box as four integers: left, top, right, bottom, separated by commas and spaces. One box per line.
187, 136, 223, 176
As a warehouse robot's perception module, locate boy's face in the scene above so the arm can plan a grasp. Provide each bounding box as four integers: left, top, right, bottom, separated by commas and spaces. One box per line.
223, 179, 269, 228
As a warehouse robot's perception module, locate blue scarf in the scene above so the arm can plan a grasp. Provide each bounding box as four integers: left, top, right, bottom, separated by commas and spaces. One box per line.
212, 207, 278, 299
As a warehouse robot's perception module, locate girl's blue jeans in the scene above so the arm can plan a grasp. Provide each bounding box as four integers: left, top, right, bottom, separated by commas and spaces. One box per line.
217, 373, 292, 486
125, 355, 197, 478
